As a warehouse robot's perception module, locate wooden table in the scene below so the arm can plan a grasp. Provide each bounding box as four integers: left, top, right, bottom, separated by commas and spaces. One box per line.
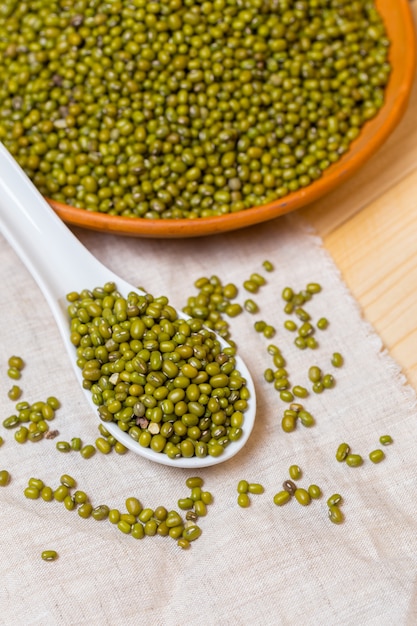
301, 1, 417, 389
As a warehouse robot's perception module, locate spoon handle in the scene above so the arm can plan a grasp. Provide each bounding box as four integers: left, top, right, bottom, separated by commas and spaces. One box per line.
0, 142, 108, 301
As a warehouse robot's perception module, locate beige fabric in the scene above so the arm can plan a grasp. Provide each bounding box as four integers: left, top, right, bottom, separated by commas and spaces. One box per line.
1, 214, 416, 625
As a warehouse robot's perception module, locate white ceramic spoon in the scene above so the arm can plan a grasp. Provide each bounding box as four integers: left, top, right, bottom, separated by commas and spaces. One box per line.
0, 142, 256, 468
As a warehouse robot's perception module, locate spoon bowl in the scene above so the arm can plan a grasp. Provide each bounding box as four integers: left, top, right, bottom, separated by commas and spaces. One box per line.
0, 142, 256, 468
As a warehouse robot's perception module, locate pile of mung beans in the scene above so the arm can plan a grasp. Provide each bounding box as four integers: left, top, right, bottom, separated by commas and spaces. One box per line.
22, 474, 208, 550
0, 0, 390, 218
66, 282, 250, 460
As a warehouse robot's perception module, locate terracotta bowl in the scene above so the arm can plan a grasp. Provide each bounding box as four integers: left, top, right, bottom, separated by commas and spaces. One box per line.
49, 0, 416, 239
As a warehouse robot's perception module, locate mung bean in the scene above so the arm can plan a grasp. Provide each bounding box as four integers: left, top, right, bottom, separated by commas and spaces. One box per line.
308, 485, 322, 499
369, 449, 385, 464
282, 480, 297, 495
331, 353, 344, 368
0, 470, 11, 486
336, 443, 351, 462
289, 465, 302, 480
328, 505, 344, 525
379, 435, 393, 446
41, 550, 58, 561
327, 494, 343, 507
273, 491, 291, 506
237, 493, 250, 508
294, 488, 311, 506
345, 454, 363, 468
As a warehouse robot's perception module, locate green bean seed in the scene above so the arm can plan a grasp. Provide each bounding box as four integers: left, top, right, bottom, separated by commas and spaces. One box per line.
201, 491, 213, 505
182, 524, 202, 542
177, 538, 190, 550
254, 320, 266, 333
331, 352, 344, 367
64, 495, 76, 511
336, 443, 351, 462
328, 505, 344, 524
41, 550, 58, 561
244, 280, 259, 294
263, 325, 276, 339
7, 385, 22, 401
308, 366, 322, 383
262, 261, 274, 272
284, 320, 298, 332
126, 497, 142, 517
369, 449, 385, 464
144, 520, 158, 536
47, 396, 60, 410
154, 506, 168, 521
379, 435, 393, 446
317, 318, 329, 330
8, 356, 24, 370
294, 488, 311, 506
40, 486, 53, 502
0, 470, 11, 486
244, 299, 259, 314
298, 410, 315, 428
7, 367, 21, 380
3, 415, 19, 429
312, 381, 324, 394
237, 493, 250, 508
281, 414, 297, 433
282, 480, 297, 495
322, 374, 335, 389
289, 465, 302, 480
131, 523, 145, 540
78, 503, 93, 519
71, 437, 82, 451
60, 474, 76, 489
118, 520, 132, 534
306, 283, 322, 294
74, 490, 88, 504
95, 437, 112, 454
178, 498, 194, 510
294, 337, 307, 350
108, 509, 121, 525
308, 485, 322, 499
282, 288, 294, 302
248, 483, 264, 495
56, 441, 71, 453
280, 390, 294, 403
273, 490, 291, 506
194, 500, 207, 517
28, 477, 44, 490
92, 505, 110, 521
295, 308, 310, 322
168, 525, 184, 540
237, 480, 249, 494
80, 444, 96, 459
185, 476, 204, 489
24, 486, 40, 499
345, 454, 364, 468
54, 485, 69, 502
327, 494, 343, 507
292, 386, 308, 399
15, 427, 28, 444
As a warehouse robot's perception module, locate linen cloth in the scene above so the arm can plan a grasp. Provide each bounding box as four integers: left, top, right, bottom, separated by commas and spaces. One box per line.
0, 213, 416, 626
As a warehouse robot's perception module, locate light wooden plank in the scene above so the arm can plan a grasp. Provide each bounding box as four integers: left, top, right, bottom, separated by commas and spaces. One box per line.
321, 168, 417, 387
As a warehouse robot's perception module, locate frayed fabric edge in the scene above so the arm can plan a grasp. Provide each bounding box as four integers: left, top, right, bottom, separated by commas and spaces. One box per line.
288, 211, 417, 413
